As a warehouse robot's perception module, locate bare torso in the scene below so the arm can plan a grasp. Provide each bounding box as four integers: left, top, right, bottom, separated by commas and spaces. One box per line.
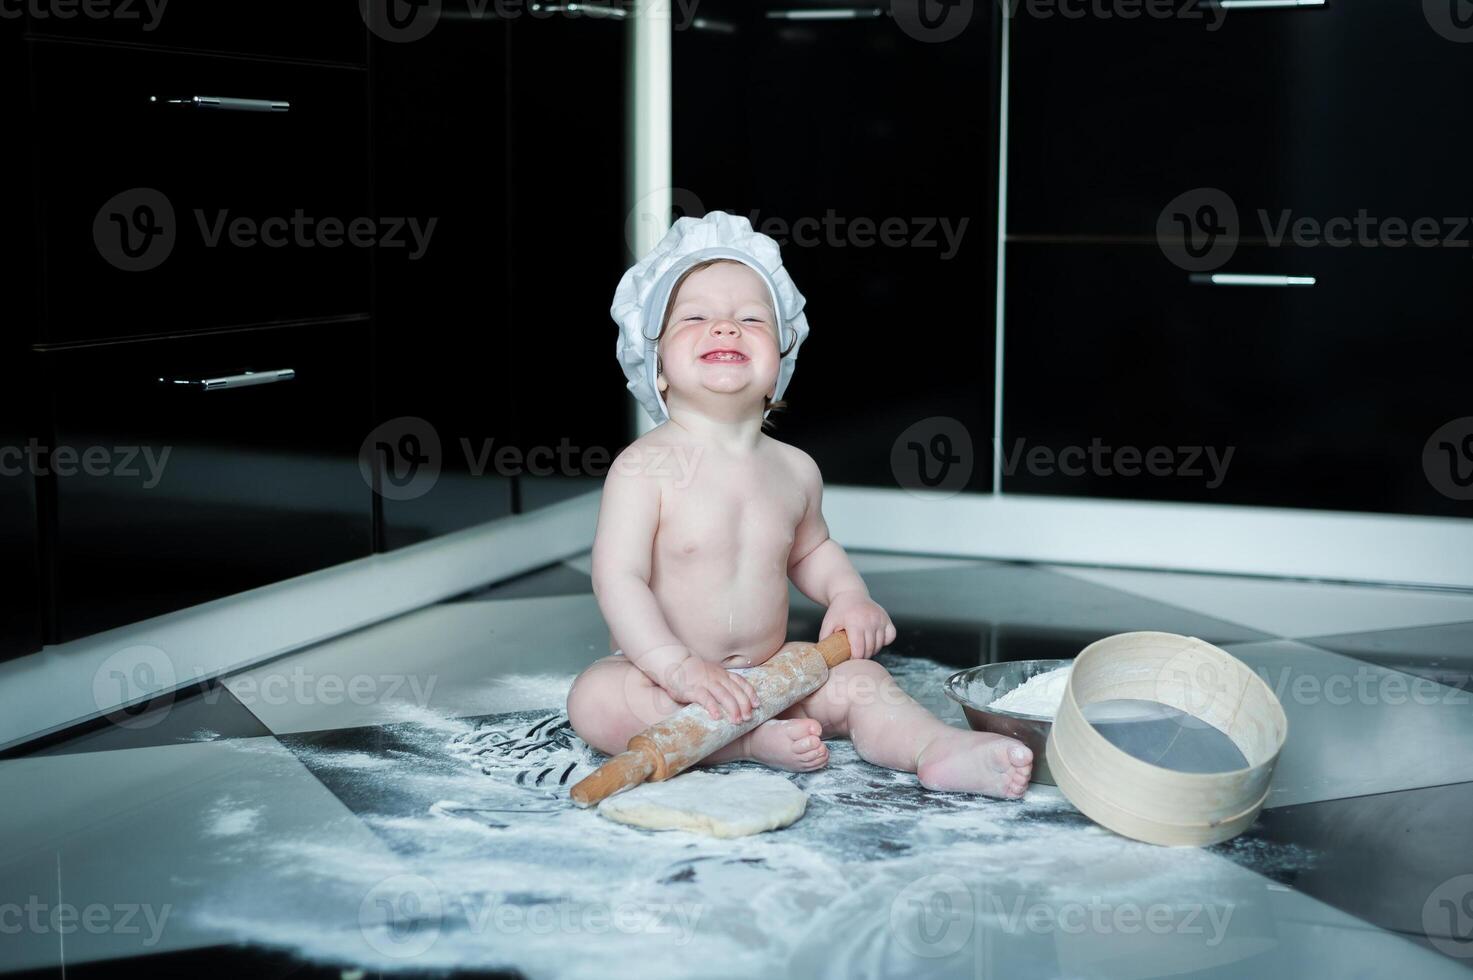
610, 429, 808, 669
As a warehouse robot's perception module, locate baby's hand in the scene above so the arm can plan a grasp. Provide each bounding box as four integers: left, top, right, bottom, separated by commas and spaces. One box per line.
664, 655, 760, 723
821, 591, 896, 660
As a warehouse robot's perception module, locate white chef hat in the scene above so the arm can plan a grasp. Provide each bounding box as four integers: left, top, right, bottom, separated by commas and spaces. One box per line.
611, 211, 810, 424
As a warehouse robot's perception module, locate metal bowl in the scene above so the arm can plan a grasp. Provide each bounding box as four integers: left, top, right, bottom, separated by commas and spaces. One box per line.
943, 659, 1073, 785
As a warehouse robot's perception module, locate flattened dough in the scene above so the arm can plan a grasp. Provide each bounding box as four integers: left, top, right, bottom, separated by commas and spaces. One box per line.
597, 771, 807, 838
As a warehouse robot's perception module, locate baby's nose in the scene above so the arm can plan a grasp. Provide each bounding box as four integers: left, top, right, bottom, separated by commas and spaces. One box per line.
710, 320, 738, 335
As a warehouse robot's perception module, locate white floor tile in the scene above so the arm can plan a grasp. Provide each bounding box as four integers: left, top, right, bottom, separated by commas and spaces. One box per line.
0, 738, 403, 971
1050, 565, 1473, 638
1227, 640, 1473, 807
224, 596, 607, 735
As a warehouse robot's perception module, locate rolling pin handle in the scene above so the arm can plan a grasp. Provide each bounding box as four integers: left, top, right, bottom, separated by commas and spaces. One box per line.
569, 745, 658, 808
816, 629, 853, 669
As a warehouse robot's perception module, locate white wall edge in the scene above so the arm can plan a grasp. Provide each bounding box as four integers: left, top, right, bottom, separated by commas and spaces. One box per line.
992, 8, 1010, 494
628, 0, 671, 441
823, 486, 1473, 590
0, 492, 600, 751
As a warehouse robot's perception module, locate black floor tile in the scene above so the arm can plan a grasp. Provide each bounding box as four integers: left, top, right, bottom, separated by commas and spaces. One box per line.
3, 942, 518, 978
1234, 779, 1473, 970
1, 682, 271, 760
447, 562, 594, 602
787, 562, 1274, 671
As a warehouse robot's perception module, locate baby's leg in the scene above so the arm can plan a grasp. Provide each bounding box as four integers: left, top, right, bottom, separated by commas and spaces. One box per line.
566, 655, 828, 772
790, 659, 1033, 798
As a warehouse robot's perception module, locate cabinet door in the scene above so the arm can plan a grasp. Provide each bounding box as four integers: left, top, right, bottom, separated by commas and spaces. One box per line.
0, 401, 41, 662
2, 14, 42, 662
370, 17, 516, 548
41, 321, 374, 642
23, 0, 366, 65
32, 41, 371, 344
1003, 242, 1473, 517
503, 11, 630, 511
1008, 3, 1472, 239
674, 1, 998, 491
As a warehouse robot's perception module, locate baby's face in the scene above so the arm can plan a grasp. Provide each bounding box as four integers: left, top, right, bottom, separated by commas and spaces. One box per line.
658, 262, 782, 417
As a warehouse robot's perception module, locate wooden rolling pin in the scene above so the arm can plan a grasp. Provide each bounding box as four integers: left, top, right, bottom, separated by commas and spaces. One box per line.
570, 631, 852, 807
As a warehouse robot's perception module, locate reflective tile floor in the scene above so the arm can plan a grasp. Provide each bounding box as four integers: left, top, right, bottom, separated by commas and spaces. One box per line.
3, 552, 1473, 978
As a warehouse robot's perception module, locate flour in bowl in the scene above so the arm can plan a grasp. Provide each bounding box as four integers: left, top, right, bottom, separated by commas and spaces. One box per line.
988, 665, 1073, 718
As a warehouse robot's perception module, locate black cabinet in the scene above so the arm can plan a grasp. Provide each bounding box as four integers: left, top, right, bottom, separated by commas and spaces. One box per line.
674, 1, 999, 491
1, 394, 42, 662
23, 0, 366, 65
503, 11, 630, 512
1003, 242, 1473, 516
31, 40, 371, 344
370, 16, 518, 548
370, 6, 627, 539
1008, 3, 1473, 238
1005, 3, 1473, 519
3, 14, 42, 663
38, 321, 375, 642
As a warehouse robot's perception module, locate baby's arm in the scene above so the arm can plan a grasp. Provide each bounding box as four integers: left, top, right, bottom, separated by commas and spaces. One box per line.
589, 448, 757, 722
786, 451, 897, 659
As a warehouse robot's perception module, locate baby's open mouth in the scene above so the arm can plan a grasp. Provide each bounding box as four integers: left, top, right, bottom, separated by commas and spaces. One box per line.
701, 350, 748, 362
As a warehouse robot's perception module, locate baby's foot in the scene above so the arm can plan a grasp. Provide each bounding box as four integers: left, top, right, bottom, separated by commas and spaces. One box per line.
738, 718, 829, 772
916, 729, 1033, 799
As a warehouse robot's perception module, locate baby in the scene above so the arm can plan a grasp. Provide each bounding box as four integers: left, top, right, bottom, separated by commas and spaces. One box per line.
566, 212, 1032, 798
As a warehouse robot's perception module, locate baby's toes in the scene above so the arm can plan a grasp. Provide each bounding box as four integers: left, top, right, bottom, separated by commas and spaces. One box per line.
990, 738, 1032, 774
791, 718, 822, 741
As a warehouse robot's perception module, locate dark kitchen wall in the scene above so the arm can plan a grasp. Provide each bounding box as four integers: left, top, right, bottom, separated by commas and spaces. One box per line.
1004, 3, 1473, 517
673, 1, 1000, 493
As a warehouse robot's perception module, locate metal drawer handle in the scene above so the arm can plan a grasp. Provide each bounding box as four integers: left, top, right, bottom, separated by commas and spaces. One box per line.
151, 95, 291, 113
1189, 274, 1316, 287
765, 7, 885, 19
1217, 0, 1325, 8
158, 369, 296, 391
528, 2, 627, 17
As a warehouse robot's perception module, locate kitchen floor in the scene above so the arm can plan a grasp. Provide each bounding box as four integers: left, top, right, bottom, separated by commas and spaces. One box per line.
4, 552, 1473, 978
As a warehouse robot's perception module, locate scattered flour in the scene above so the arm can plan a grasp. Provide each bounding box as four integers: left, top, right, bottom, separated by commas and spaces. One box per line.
987, 665, 1073, 718
181, 658, 1314, 979
202, 799, 263, 838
